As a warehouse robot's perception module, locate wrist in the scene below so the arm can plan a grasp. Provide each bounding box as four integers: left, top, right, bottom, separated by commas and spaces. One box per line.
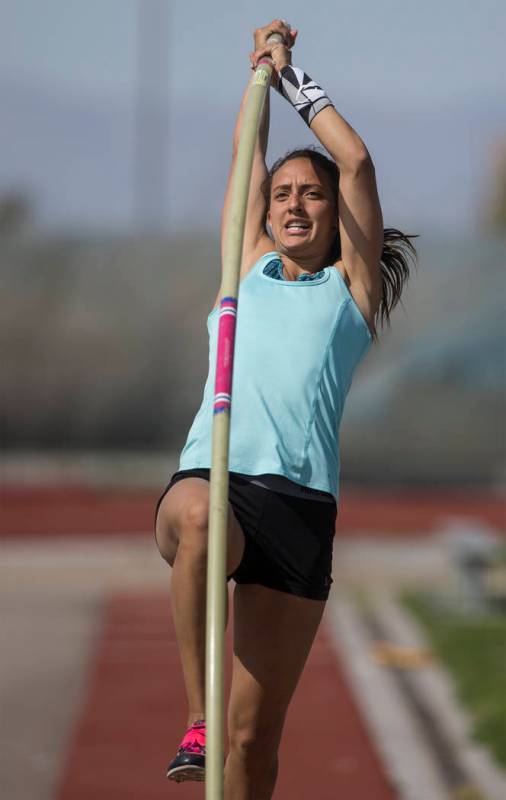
274, 64, 335, 127
271, 44, 291, 71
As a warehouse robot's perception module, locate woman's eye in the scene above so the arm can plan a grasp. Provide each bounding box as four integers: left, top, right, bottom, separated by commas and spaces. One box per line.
275, 192, 319, 199
274, 191, 319, 200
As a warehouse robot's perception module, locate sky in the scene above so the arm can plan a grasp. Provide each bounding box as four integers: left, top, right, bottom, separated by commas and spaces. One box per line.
0, 0, 505, 234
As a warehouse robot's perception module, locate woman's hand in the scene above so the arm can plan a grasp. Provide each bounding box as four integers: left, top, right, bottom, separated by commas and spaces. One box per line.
249, 20, 298, 86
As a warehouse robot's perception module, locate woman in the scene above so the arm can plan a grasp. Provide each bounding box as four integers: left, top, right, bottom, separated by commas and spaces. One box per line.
154, 19, 417, 798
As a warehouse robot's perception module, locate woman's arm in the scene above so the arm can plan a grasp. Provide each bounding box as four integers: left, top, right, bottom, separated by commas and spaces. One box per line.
309, 105, 369, 171
219, 21, 295, 286
219, 78, 270, 279
231, 73, 270, 157
250, 31, 383, 297
311, 105, 383, 297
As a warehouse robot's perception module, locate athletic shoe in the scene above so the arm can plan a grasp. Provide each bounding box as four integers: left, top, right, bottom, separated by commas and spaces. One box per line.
166, 719, 206, 783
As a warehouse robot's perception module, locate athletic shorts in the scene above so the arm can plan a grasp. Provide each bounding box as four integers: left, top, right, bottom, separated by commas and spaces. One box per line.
153, 468, 337, 601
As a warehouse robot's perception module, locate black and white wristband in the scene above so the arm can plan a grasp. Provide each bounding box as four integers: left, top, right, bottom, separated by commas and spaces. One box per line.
274, 65, 334, 127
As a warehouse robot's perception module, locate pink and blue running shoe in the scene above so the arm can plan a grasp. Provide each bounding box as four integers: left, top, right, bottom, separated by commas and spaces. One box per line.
166, 719, 206, 783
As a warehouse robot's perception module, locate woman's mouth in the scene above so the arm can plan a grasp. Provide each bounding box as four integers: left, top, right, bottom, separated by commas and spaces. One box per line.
285, 222, 311, 235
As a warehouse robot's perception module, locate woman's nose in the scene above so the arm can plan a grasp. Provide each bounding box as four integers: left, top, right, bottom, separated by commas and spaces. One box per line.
288, 194, 302, 210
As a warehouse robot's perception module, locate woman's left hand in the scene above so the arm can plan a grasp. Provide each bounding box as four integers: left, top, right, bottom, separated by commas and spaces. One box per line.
249, 20, 298, 82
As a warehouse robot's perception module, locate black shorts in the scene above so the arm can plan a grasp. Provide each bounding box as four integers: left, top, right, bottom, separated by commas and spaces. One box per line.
154, 468, 337, 601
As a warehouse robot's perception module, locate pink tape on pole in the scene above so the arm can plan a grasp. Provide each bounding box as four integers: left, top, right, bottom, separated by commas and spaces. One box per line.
213, 296, 237, 415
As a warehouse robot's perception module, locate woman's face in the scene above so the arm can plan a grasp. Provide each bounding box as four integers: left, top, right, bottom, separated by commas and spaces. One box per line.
267, 158, 338, 259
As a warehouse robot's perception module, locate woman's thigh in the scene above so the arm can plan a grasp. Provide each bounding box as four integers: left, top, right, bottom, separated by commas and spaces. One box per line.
228, 583, 325, 751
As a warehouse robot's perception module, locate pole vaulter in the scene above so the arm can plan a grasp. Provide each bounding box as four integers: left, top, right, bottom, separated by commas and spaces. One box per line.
154, 18, 417, 799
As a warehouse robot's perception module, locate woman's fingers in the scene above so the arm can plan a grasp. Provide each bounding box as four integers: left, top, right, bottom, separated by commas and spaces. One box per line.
253, 19, 296, 50
249, 21, 298, 72
250, 45, 282, 69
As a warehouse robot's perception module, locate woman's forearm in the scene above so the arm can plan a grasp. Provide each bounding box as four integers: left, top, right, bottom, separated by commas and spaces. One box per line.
232, 75, 270, 157
274, 64, 370, 173
258, 87, 270, 156
309, 104, 370, 173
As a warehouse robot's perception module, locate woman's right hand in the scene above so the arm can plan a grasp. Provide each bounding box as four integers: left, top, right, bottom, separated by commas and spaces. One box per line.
249, 20, 298, 86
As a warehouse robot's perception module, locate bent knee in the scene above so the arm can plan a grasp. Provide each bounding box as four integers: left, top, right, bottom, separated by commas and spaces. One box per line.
156, 493, 244, 573
177, 500, 210, 562
155, 495, 209, 565
179, 499, 209, 533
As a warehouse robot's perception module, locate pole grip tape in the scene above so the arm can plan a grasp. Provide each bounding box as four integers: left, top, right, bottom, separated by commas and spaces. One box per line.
213, 296, 238, 414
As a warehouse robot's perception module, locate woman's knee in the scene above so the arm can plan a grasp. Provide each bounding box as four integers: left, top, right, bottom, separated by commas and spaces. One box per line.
229, 717, 283, 764
175, 501, 211, 570
156, 490, 244, 574
155, 495, 209, 566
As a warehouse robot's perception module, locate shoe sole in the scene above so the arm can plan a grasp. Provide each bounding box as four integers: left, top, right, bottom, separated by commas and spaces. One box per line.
167, 764, 205, 783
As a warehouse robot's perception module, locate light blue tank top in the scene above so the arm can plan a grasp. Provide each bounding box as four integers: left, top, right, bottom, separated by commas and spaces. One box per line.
178, 251, 372, 502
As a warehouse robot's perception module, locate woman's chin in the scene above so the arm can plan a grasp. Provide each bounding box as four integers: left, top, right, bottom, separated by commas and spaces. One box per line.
279, 234, 311, 249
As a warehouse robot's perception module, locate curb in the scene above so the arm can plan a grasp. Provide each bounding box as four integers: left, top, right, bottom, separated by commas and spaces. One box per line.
326, 587, 449, 800
326, 585, 506, 800
369, 588, 506, 800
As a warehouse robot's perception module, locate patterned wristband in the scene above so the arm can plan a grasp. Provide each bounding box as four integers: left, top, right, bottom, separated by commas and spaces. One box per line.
275, 65, 334, 127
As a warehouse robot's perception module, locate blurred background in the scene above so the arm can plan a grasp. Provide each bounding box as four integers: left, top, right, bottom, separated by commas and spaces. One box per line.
0, 0, 504, 486
1, 2, 505, 800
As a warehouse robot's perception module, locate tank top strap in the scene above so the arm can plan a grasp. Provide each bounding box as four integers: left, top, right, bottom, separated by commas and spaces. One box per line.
254, 250, 280, 275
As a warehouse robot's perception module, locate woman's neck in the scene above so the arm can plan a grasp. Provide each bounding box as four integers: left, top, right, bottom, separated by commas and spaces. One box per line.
280, 254, 324, 281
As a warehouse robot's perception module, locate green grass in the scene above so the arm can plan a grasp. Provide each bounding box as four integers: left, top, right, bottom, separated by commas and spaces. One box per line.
399, 590, 506, 769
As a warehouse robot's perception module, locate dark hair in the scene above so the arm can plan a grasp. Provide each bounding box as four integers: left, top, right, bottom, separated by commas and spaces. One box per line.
260, 146, 418, 342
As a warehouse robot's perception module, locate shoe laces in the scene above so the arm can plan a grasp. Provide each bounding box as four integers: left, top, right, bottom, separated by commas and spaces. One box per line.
178, 719, 206, 754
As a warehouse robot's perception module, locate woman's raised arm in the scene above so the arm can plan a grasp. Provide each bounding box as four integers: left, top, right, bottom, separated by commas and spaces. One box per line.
311, 104, 383, 296
218, 21, 296, 297
251, 31, 383, 296
218, 79, 270, 297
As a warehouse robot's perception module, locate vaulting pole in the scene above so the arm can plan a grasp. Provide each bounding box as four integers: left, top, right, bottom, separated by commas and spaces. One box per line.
205, 33, 283, 800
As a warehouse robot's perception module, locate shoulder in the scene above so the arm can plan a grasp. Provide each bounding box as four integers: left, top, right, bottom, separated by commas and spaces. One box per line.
210, 235, 275, 313
330, 260, 379, 339
240, 234, 276, 278
330, 259, 351, 287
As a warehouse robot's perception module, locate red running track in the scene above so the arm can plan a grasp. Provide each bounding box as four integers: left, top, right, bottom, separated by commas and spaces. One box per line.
4, 484, 503, 796
2, 485, 504, 537
55, 592, 397, 800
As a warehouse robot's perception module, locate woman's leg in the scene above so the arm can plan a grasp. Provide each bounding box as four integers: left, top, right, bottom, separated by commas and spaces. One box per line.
155, 477, 246, 729
224, 583, 326, 800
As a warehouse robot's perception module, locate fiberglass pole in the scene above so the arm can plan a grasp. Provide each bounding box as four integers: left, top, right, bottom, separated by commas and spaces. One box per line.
205, 32, 283, 800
